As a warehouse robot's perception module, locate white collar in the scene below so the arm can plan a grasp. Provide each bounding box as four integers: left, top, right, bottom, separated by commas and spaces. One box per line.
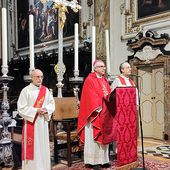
95, 72, 102, 78
120, 74, 129, 80
30, 83, 41, 89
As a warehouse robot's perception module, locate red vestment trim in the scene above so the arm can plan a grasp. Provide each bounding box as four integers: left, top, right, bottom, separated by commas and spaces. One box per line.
77, 72, 111, 145
22, 85, 46, 160
118, 76, 135, 86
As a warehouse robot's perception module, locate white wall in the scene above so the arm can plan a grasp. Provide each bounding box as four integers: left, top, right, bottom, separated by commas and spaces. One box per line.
110, 0, 132, 76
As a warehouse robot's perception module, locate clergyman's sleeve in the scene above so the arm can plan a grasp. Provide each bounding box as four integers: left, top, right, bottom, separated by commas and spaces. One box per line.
17, 88, 37, 123
111, 78, 119, 91
44, 89, 55, 121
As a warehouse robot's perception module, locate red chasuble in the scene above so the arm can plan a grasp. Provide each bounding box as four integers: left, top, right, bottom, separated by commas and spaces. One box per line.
22, 85, 46, 160
77, 72, 111, 145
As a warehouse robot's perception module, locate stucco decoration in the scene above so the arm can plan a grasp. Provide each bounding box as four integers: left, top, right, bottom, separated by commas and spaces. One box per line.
135, 45, 162, 61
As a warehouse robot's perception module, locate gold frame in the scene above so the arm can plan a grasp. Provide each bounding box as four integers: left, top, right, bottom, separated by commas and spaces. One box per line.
131, 0, 170, 25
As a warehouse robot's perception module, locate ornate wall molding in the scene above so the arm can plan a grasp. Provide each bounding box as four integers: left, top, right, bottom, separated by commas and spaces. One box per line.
135, 46, 162, 61
122, 0, 170, 40
127, 31, 170, 62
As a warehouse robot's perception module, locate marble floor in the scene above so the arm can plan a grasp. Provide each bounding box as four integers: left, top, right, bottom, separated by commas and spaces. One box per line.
137, 138, 170, 163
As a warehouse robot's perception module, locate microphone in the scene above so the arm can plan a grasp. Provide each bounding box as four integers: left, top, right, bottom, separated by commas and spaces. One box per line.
130, 74, 141, 77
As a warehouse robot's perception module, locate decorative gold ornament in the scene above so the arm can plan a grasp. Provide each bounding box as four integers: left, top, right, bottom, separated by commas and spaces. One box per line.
54, 63, 66, 79
53, 2, 69, 30
40, 0, 81, 30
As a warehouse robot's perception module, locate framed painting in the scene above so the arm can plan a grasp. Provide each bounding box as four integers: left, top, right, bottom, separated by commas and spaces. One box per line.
17, 0, 80, 49
17, 0, 29, 49
132, 0, 170, 24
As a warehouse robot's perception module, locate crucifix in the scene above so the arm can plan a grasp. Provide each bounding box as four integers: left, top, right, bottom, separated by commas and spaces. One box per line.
40, 0, 81, 97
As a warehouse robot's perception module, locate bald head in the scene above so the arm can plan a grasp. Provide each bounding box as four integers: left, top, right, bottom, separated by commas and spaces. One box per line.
31, 69, 44, 87
31, 69, 43, 76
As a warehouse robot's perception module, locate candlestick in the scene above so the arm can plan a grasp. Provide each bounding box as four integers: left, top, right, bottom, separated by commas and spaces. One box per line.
105, 29, 111, 74
29, 14, 35, 73
2, 8, 8, 67
92, 26, 96, 71
74, 23, 79, 74
0, 76, 14, 167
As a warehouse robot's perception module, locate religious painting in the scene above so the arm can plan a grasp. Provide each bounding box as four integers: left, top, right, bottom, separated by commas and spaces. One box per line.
17, 0, 80, 49
17, 0, 29, 49
95, 0, 110, 58
138, 0, 170, 19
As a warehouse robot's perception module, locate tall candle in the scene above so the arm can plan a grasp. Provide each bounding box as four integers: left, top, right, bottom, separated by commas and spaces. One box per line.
92, 26, 96, 71
29, 14, 35, 71
105, 29, 111, 74
2, 8, 8, 67
125, 0, 130, 12
74, 23, 79, 73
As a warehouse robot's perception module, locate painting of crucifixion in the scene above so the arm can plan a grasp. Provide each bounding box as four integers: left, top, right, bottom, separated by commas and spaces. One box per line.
17, 0, 80, 49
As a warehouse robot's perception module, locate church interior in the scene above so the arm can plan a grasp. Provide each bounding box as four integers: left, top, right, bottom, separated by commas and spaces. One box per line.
0, 0, 170, 169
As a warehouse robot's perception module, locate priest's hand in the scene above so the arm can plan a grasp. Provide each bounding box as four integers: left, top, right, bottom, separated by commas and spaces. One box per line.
37, 108, 48, 116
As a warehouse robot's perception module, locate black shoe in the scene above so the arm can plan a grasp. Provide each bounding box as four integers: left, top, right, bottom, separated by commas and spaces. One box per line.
101, 163, 111, 168
93, 165, 102, 170
85, 164, 102, 170
85, 164, 94, 168
112, 153, 117, 160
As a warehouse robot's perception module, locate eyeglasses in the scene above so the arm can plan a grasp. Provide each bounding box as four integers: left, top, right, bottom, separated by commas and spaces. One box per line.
33, 76, 44, 79
96, 65, 106, 68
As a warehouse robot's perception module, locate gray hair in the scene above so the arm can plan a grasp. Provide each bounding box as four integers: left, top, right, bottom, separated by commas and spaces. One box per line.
93, 60, 104, 69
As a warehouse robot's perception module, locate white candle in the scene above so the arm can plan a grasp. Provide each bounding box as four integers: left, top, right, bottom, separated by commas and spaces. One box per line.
92, 26, 96, 71
2, 8, 8, 67
74, 23, 79, 72
125, 0, 130, 11
105, 29, 111, 74
29, 14, 35, 71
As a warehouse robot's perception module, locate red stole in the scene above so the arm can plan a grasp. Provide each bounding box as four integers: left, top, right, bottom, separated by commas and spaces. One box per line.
22, 85, 46, 160
77, 72, 111, 144
118, 76, 135, 86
